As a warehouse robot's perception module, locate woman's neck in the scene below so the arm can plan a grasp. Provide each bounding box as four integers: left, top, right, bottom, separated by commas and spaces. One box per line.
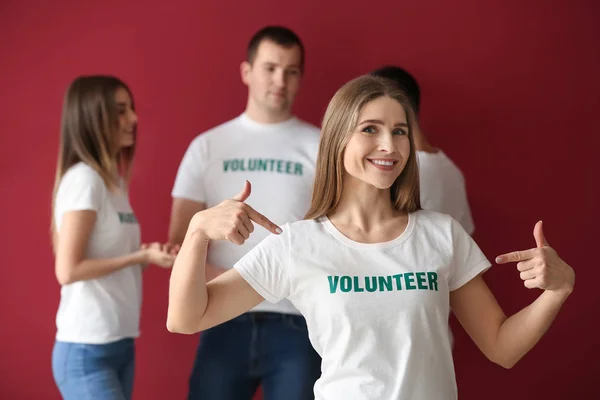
328, 179, 408, 243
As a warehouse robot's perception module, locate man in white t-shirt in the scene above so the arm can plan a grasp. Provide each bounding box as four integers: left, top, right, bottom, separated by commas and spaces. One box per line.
169, 26, 321, 400
372, 66, 475, 234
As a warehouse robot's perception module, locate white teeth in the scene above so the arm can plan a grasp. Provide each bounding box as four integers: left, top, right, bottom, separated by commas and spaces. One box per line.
371, 160, 394, 166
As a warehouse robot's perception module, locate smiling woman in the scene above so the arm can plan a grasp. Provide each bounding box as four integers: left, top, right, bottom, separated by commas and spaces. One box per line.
168, 74, 575, 400
305, 77, 420, 220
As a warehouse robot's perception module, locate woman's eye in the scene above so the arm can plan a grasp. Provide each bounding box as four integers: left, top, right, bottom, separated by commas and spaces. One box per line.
362, 126, 376, 134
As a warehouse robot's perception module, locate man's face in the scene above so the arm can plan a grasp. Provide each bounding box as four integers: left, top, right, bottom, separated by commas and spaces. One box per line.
241, 40, 303, 116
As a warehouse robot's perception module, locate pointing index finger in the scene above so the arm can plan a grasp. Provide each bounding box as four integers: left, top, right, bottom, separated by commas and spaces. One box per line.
245, 205, 282, 235
495, 248, 537, 264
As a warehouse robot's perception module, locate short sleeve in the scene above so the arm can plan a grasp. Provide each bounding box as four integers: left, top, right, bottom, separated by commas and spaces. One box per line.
171, 135, 208, 203
449, 218, 491, 291
233, 230, 290, 303
55, 165, 106, 216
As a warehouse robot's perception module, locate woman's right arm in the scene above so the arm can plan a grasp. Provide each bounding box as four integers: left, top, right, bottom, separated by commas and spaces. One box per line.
166, 228, 264, 333
55, 211, 175, 285
168, 198, 233, 282
166, 181, 282, 334
55, 210, 146, 285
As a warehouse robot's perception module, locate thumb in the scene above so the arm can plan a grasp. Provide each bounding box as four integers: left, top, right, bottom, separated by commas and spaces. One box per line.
232, 180, 251, 202
534, 220, 549, 248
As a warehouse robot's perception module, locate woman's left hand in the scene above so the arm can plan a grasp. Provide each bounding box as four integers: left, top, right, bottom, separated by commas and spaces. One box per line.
140, 242, 180, 269
495, 221, 575, 296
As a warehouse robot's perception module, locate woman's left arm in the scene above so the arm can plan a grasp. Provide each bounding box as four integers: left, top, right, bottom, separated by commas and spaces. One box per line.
450, 221, 575, 369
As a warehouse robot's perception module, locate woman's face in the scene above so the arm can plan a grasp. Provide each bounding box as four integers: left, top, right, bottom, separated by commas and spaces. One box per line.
115, 87, 137, 148
342, 96, 411, 190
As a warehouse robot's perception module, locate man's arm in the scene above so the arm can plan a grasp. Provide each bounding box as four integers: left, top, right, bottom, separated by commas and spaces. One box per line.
169, 198, 225, 281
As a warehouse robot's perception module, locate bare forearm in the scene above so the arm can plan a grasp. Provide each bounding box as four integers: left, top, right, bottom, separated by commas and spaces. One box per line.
167, 228, 209, 333
495, 290, 571, 367
58, 252, 145, 285
170, 221, 226, 282
169, 228, 222, 281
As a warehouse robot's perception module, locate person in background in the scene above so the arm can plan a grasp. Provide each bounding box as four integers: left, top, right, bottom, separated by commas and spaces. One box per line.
51, 75, 176, 400
168, 26, 321, 400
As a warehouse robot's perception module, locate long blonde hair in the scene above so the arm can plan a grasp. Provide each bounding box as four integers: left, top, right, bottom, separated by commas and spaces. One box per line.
51, 76, 137, 245
305, 75, 421, 220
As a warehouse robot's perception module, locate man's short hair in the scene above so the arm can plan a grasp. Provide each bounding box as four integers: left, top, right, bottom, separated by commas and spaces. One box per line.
247, 26, 304, 71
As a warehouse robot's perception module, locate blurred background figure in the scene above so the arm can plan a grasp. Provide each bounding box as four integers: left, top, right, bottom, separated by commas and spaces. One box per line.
50, 75, 176, 400
168, 26, 321, 400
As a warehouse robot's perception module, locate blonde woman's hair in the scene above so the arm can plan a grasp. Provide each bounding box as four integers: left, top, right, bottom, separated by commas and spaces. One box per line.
305, 75, 420, 220
51, 75, 137, 246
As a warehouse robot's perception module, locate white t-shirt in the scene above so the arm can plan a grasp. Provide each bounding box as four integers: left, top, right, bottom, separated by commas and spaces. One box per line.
234, 210, 491, 400
417, 150, 475, 235
54, 163, 142, 344
172, 113, 320, 315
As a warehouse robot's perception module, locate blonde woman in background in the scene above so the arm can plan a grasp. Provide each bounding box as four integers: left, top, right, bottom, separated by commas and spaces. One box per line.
51, 76, 176, 400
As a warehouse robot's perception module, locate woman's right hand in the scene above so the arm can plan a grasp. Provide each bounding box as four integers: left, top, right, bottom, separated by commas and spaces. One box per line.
189, 181, 282, 245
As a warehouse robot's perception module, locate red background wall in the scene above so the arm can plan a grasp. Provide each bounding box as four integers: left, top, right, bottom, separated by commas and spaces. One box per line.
1, 0, 598, 398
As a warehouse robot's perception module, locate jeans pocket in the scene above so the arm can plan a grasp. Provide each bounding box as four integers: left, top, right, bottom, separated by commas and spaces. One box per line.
51, 341, 70, 386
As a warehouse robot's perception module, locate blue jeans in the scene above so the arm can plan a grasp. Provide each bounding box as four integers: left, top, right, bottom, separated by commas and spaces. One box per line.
52, 338, 135, 400
188, 312, 321, 400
